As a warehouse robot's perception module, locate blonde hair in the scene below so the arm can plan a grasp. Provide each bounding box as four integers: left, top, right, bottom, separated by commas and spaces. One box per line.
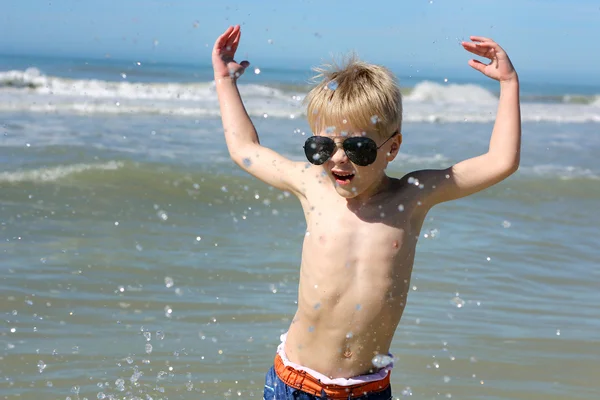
304, 54, 402, 138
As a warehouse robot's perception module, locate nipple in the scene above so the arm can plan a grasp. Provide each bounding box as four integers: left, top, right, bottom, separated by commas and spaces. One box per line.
343, 349, 353, 358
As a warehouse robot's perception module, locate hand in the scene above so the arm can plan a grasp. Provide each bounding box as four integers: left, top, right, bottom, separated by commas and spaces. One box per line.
462, 36, 517, 82
212, 25, 250, 80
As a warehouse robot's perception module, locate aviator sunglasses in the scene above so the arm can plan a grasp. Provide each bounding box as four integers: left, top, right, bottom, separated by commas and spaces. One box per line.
303, 131, 398, 166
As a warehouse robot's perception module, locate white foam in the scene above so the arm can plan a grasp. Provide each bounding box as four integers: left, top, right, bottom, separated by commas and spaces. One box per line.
1, 69, 600, 123
520, 164, 599, 180
0, 161, 124, 183
406, 81, 498, 104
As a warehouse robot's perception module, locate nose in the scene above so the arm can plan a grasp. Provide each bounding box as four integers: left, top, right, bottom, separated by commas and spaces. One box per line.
329, 142, 348, 164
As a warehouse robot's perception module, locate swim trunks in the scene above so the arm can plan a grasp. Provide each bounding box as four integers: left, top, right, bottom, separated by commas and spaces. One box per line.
263, 333, 393, 399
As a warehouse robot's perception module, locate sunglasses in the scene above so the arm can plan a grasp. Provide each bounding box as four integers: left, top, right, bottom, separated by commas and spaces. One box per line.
303, 131, 398, 166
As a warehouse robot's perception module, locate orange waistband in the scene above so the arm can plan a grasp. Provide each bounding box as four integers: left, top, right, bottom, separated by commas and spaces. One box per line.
274, 353, 390, 399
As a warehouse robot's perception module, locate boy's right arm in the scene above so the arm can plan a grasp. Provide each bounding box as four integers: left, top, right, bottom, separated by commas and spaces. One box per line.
212, 26, 309, 197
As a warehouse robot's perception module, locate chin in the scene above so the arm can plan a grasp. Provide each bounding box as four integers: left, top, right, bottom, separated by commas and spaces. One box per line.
334, 184, 360, 198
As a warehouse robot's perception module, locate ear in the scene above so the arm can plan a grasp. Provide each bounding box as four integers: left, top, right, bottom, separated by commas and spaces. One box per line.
386, 133, 402, 161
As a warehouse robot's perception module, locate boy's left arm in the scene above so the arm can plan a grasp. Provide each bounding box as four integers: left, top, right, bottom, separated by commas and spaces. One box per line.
415, 36, 521, 207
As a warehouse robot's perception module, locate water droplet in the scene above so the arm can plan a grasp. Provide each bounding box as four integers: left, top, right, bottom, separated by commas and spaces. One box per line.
346, 332, 353, 339
267, 39, 273, 44
424, 228, 439, 239
407, 176, 420, 186
556, 329, 561, 336
371, 115, 380, 124
444, 376, 451, 383
254, 68, 261, 74
157, 210, 168, 221
326, 80, 339, 91
451, 296, 465, 308
308, 326, 315, 332
145, 343, 153, 354
143, 331, 151, 341
156, 330, 165, 340
444, 78, 448, 83
502, 220, 511, 228
398, 204, 404, 212
37, 360, 46, 373
164, 306, 173, 317
121, 73, 127, 79
371, 354, 394, 368
401, 386, 413, 396
164, 277, 174, 288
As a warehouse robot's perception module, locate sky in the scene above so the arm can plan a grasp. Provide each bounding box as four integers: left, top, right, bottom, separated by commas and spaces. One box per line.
1, 0, 599, 84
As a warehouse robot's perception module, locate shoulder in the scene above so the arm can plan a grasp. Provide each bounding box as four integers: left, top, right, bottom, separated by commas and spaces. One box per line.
389, 169, 452, 209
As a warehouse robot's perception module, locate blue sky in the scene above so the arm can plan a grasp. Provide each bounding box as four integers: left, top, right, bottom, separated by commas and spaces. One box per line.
2, 0, 598, 83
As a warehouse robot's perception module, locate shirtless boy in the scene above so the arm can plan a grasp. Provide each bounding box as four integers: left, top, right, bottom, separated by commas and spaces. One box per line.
212, 25, 521, 399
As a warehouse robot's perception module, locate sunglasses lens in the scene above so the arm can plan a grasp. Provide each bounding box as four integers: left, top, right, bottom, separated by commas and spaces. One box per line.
343, 137, 377, 166
304, 137, 335, 165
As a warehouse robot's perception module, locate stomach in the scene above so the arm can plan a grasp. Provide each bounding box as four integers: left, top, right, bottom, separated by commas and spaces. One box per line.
284, 276, 405, 378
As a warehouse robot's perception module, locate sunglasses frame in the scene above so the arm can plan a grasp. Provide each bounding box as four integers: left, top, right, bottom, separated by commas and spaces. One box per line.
303, 131, 399, 166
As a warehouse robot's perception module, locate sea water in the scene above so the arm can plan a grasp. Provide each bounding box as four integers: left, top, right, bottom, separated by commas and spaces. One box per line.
1, 54, 599, 399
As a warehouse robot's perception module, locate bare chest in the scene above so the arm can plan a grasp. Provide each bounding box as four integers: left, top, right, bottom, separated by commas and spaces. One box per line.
301, 198, 418, 273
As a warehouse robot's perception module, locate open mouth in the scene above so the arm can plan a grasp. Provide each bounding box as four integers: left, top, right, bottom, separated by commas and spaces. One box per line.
332, 171, 355, 185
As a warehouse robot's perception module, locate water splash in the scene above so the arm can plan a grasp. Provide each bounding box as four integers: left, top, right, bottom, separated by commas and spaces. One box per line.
371, 354, 394, 368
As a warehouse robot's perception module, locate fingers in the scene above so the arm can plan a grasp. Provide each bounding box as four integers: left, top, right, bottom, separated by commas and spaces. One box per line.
470, 36, 493, 43
461, 41, 499, 60
214, 25, 241, 53
214, 26, 235, 51
231, 27, 242, 53
468, 59, 487, 74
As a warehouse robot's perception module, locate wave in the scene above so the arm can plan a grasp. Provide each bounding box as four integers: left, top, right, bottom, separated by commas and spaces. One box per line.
405, 81, 498, 103
2, 159, 598, 187
1, 69, 599, 123
0, 161, 124, 183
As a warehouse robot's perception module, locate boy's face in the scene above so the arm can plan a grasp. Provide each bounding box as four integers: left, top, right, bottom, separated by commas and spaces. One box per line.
314, 126, 400, 200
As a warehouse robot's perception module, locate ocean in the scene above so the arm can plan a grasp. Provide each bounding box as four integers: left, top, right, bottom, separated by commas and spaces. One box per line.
1, 54, 599, 400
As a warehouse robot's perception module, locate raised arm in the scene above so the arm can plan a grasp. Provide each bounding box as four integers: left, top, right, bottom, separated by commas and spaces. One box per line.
416, 36, 521, 207
212, 26, 309, 197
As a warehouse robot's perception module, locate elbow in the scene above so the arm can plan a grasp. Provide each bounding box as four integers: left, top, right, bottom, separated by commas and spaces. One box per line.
500, 158, 519, 178
488, 151, 519, 178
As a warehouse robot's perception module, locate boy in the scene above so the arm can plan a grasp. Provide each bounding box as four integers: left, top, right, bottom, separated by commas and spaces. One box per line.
212, 25, 520, 399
